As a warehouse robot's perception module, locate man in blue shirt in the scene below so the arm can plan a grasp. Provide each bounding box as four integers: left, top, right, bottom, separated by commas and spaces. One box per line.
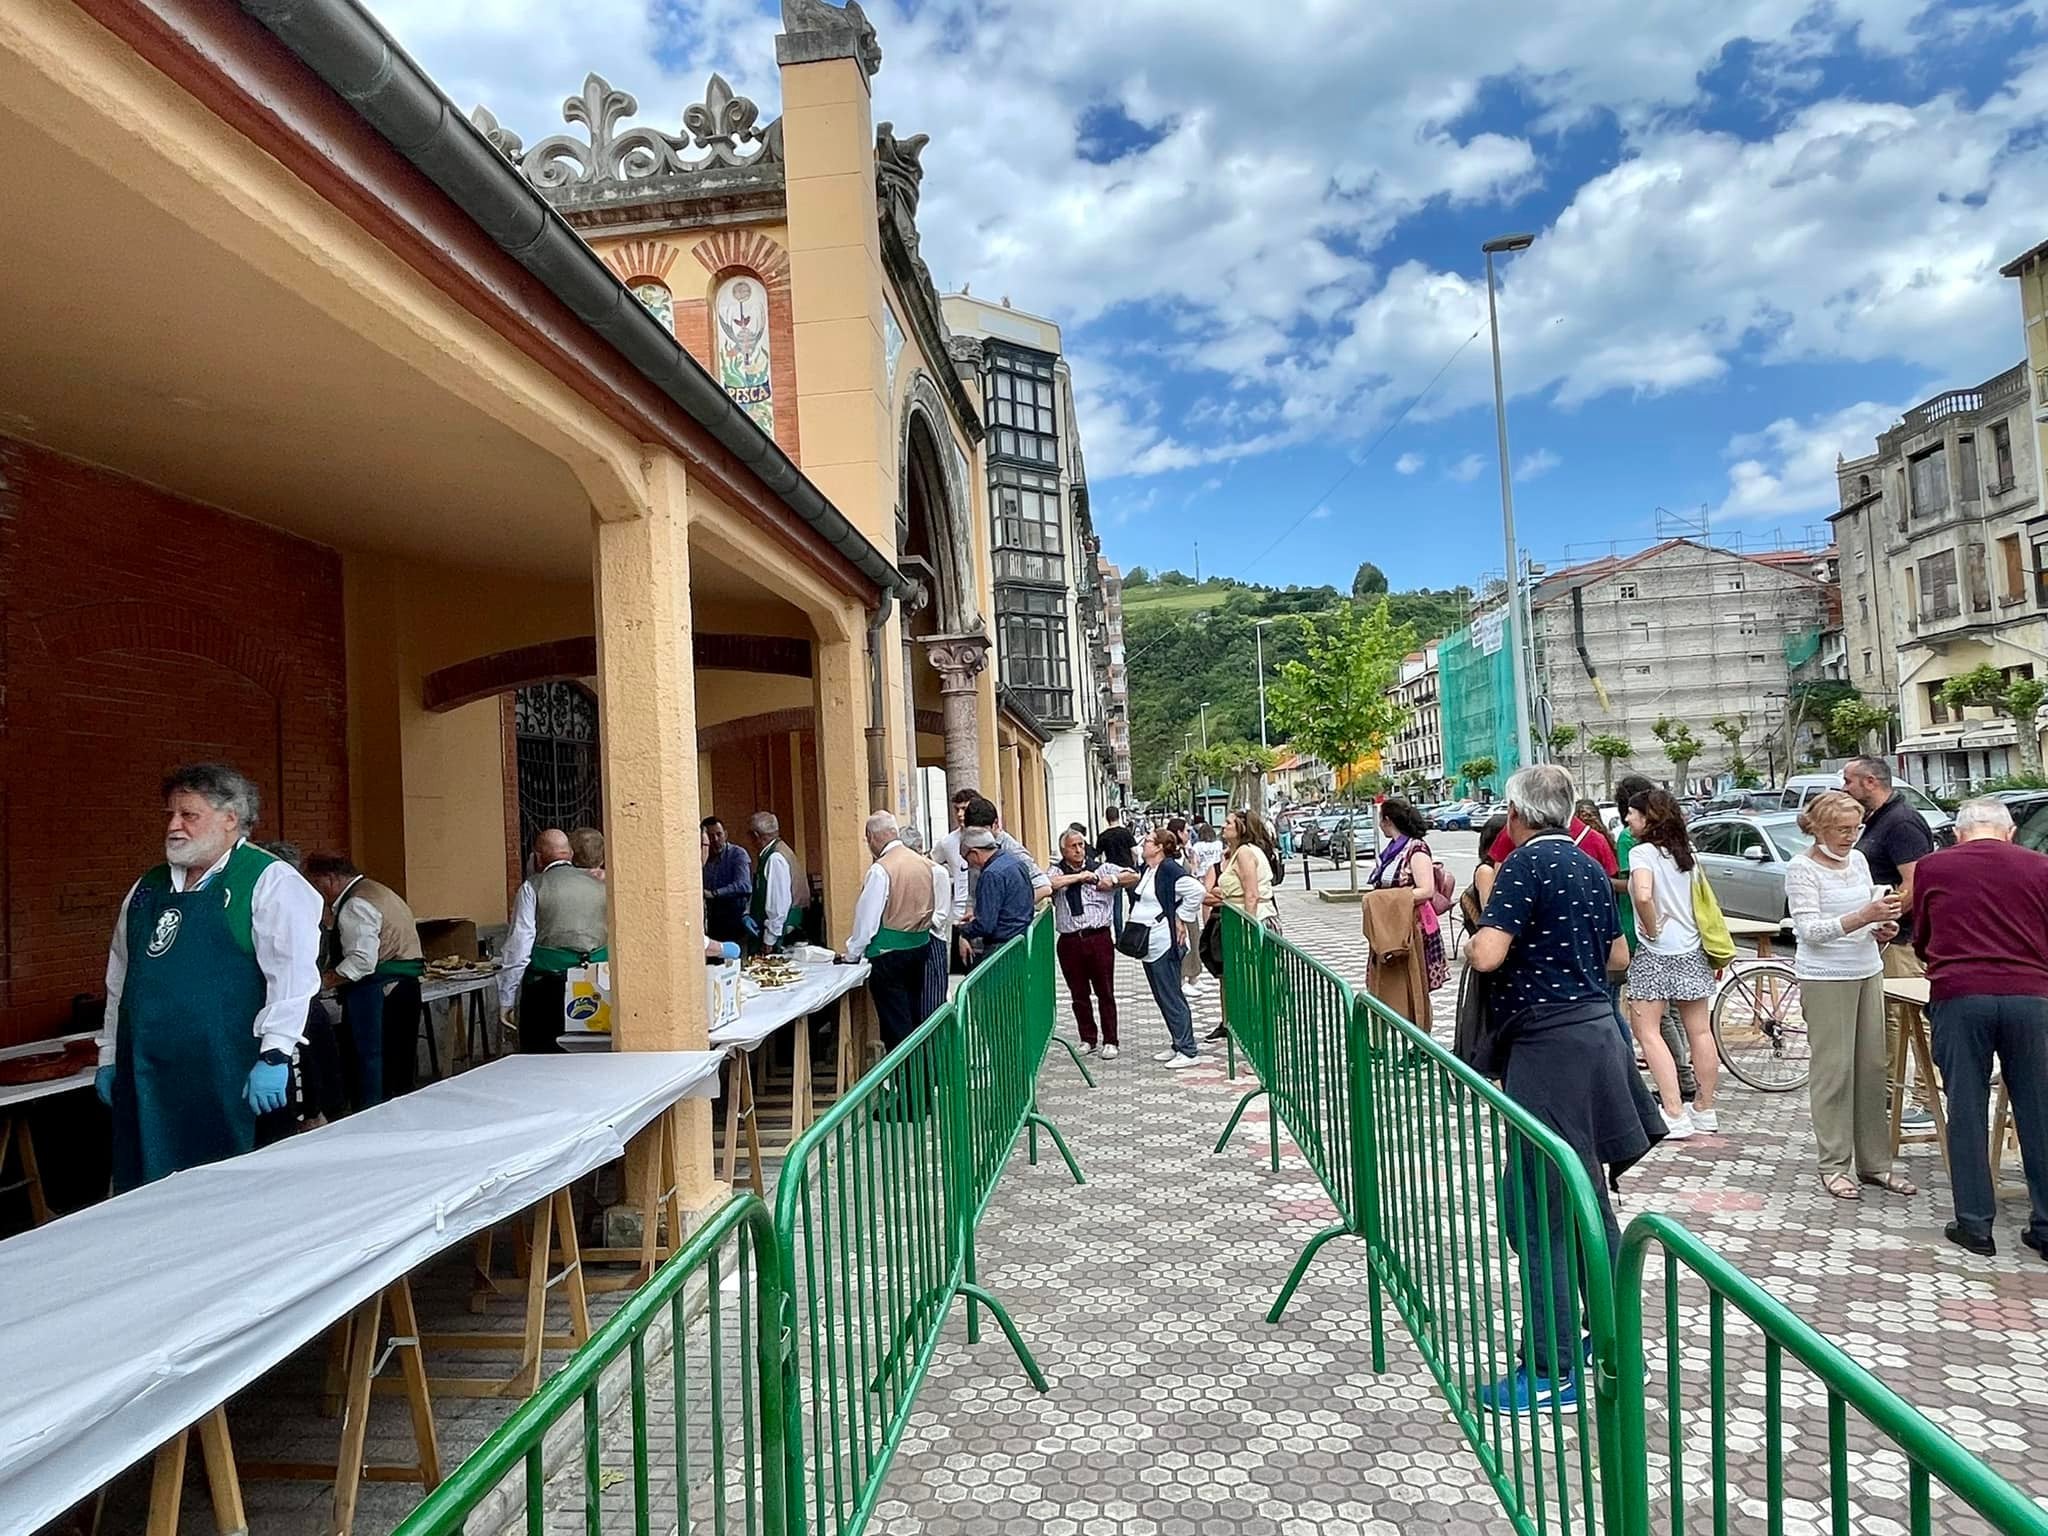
957, 827, 1034, 965
701, 817, 753, 946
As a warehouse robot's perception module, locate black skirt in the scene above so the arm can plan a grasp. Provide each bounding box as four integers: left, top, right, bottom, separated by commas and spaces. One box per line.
1503, 998, 1666, 1189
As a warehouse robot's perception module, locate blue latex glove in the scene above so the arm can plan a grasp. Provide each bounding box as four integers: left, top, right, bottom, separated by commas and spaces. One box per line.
742, 916, 761, 937
244, 1058, 290, 1116
720, 941, 742, 961
94, 1065, 116, 1106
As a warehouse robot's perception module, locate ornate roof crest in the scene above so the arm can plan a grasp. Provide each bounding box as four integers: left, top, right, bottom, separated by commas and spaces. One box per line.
472, 72, 783, 195
778, 0, 883, 78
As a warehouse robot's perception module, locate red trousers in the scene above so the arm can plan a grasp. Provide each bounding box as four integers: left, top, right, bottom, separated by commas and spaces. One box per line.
1057, 926, 1120, 1046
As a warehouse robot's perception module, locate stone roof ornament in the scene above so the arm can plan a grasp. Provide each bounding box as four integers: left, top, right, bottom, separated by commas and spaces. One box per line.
475, 72, 783, 194
875, 122, 930, 262
777, 0, 883, 78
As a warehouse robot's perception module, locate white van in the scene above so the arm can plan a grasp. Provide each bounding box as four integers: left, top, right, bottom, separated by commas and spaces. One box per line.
1779, 772, 1955, 843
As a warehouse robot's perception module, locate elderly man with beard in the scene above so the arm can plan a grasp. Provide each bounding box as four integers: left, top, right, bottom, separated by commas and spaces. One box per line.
95, 763, 323, 1191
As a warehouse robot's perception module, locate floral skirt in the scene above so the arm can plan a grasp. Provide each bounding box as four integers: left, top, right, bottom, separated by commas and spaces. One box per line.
1423, 925, 1449, 991
1626, 944, 1715, 1002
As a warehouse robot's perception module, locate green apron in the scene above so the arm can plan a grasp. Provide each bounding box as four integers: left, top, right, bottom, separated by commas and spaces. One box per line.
749, 842, 804, 950
112, 843, 274, 1192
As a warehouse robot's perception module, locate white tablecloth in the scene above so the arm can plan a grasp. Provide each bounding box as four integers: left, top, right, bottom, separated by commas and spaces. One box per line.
709, 959, 870, 1053
0, 1051, 723, 1533
0, 1032, 98, 1112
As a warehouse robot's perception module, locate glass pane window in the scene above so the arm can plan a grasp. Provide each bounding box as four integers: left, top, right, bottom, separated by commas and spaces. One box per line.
984, 344, 1059, 466
997, 587, 1074, 722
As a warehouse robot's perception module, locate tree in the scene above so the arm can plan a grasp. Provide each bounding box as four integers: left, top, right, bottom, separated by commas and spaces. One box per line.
1545, 723, 1579, 770
1939, 665, 2048, 777
1158, 568, 1192, 587
1352, 561, 1389, 599
1198, 741, 1282, 813
1587, 733, 1633, 795
1785, 680, 1858, 780
1124, 565, 1151, 586
1828, 699, 1896, 758
1458, 757, 1498, 796
1652, 716, 1703, 788
1270, 599, 1418, 891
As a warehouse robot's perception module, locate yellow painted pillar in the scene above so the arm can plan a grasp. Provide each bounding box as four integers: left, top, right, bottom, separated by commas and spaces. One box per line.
813, 630, 867, 940
593, 450, 715, 1210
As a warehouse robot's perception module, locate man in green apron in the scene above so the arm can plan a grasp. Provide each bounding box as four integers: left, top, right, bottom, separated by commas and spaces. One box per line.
498, 829, 610, 1053
745, 811, 806, 952
304, 854, 426, 1106
95, 764, 323, 1192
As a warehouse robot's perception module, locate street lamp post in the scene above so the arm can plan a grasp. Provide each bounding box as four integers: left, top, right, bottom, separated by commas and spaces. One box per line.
1484, 232, 1537, 775
1253, 619, 1273, 816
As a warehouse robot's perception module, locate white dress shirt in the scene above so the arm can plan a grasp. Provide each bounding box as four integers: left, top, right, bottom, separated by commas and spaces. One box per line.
929, 859, 955, 948
99, 840, 324, 1066
842, 843, 901, 962
761, 845, 793, 945
333, 876, 383, 984
497, 859, 570, 1011
1127, 866, 1207, 964
934, 829, 971, 921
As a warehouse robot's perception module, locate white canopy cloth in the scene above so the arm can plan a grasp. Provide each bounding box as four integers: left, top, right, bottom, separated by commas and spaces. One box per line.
711, 958, 871, 1053
0, 1050, 723, 1533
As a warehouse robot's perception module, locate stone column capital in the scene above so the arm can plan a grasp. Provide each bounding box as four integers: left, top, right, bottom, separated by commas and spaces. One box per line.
922, 631, 990, 693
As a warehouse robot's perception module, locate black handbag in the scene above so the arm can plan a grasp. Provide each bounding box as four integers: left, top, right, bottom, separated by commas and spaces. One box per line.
1451, 964, 1513, 1078
1115, 920, 1155, 960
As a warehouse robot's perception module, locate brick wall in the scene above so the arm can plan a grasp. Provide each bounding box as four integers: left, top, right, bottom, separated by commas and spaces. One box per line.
0, 438, 348, 1047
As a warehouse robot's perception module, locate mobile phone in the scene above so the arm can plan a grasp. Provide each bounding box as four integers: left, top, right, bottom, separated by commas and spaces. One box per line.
1871, 883, 1893, 901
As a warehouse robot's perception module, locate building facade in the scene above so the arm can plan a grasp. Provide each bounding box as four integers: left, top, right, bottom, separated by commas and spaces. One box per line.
1526, 540, 1832, 792
1385, 647, 1445, 796
1833, 362, 2046, 792
941, 293, 1122, 833
1097, 556, 1135, 803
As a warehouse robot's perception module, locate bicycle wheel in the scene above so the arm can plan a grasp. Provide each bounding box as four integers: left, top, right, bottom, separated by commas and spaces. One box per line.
1711, 961, 1811, 1092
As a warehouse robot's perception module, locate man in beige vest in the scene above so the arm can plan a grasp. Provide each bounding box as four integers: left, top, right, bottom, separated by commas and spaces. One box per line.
305, 854, 425, 1107
497, 829, 610, 1054
840, 811, 936, 1051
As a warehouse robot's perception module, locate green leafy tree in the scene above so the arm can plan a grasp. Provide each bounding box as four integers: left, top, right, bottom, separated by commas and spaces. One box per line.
1196, 741, 1282, 813
1939, 665, 2048, 777
1544, 722, 1579, 774
1270, 600, 1418, 890
1352, 561, 1389, 599
1587, 733, 1633, 796
1828, 699, 1896, 758
1458, 757, 1499, 797
1785, 680, 1858, 780
1124, 565, 1151, 586
1652, 716, 1703, 788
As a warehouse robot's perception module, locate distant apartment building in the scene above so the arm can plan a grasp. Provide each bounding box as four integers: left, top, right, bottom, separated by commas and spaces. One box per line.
1385, 647, 1446, 796
1097, 555, 1134, 803
1833, 361, 2045, 793
1524, 539, 1832, 791
941, 293, 1123, 830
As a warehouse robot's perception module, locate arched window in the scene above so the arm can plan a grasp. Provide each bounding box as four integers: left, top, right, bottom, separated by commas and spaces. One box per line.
1859, 473, 1871, 496
631, 280, 674, 335
714, 273, 775, 436
514, 681, 601, 851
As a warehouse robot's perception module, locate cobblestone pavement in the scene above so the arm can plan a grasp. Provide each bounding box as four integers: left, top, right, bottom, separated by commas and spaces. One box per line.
877, 879, 2048, 1535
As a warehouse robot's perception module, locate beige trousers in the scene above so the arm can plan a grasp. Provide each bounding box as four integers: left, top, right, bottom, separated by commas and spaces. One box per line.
1882, 944, 1930, 1108
1804, 973, 1891, 1179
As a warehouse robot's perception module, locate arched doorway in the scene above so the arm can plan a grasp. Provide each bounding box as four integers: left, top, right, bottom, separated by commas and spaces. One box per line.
513, 680, 601, 849
900, 391, 986, 806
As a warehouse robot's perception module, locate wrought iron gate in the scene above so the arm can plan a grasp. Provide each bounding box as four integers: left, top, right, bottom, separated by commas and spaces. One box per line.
514, 681, 601, 850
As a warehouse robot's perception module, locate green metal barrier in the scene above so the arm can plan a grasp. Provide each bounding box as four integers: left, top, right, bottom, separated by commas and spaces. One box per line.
1355, 989, 1623, 1536
390, 1194, 788, 1536
1212, 909, 1366, 1323
1617, 1212, 2048, 1536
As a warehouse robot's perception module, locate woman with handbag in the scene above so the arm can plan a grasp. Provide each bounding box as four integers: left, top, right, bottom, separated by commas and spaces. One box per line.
1365, 798, 1450, 993
1200, 809, 1281, 1040
1111, 827, 1208, 1067
1622, 788, 1721, 1139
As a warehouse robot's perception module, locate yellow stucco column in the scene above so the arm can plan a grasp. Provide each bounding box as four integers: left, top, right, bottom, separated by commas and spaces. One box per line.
593, 451, 715, 1210
814, 631, 868, 938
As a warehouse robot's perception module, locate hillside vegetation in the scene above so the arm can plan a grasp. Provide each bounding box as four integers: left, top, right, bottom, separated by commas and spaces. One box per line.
1120, 568, 1470, 798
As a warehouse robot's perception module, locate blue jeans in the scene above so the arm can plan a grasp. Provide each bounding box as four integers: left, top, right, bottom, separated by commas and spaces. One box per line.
1143, 947, 1198, 1057
1930, 993, 2048, 1242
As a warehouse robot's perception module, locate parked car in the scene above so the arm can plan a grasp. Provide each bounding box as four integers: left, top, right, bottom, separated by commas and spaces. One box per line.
1326, 815, 1381, 861
1780, 772, 1954, 845
1688, 811, 1814, 922
1431, 801, 1481, 831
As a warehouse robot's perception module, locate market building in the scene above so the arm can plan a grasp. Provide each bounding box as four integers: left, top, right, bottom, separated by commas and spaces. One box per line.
0, 0, 998, 1210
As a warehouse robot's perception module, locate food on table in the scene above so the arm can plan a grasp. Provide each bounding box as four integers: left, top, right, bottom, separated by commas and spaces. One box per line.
741, 955, 802, 990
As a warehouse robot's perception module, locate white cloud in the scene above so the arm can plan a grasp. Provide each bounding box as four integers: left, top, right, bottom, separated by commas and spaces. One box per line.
1516, 448, 1562, 481
1447, 453, 1486, 483
1308, 504, 1332, 521
1395, 452, 1426, 475
370, 0, 2037, 481
1716, 396, 1919, 519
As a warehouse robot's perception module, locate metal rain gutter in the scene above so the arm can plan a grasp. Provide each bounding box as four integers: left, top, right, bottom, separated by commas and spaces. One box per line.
237, 0, 910, 602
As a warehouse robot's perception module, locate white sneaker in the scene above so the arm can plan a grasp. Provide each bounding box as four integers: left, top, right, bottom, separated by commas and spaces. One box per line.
1165, 1052, 1202, 1070
1080, 1040, 1099, 1056
1154, 1049, 1182, 1064
1690, 1106, 1719, 1133
1100, 1044, 1119, 1061
1662, 1108, 1696, 1140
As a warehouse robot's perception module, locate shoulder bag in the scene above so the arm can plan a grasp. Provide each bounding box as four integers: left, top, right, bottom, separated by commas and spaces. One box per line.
1691, 866, 1737, 967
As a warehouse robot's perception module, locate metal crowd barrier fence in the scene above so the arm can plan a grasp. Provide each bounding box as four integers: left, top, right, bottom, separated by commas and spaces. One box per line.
390, 1193, 787, 1536
1215, 909, 2048, 1536
394, 911, 1077, 1536
1616, 1213, 2048, 1536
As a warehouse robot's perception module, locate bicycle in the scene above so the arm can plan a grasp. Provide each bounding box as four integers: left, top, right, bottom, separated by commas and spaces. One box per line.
1709, 959, 1810, 1092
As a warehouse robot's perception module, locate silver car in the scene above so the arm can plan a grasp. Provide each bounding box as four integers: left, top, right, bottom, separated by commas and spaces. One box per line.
1686, 811, 1814, 923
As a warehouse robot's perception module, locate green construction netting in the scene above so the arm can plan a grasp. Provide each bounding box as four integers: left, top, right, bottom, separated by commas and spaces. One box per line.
1438, 614, 1523, 791
1782, 627, 1821, 670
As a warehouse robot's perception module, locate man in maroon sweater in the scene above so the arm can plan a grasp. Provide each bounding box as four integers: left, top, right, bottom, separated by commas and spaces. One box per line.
1913, 797, 2048, 1258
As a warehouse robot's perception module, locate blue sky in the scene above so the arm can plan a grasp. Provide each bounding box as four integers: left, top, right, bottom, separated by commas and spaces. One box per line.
376, 0, 2048, 591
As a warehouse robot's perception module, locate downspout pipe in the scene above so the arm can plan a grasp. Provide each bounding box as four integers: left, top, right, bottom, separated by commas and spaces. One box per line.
866, 598, 894, 814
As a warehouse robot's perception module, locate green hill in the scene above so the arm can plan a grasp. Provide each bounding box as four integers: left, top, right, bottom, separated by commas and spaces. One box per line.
1119, 571, 1471, 798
